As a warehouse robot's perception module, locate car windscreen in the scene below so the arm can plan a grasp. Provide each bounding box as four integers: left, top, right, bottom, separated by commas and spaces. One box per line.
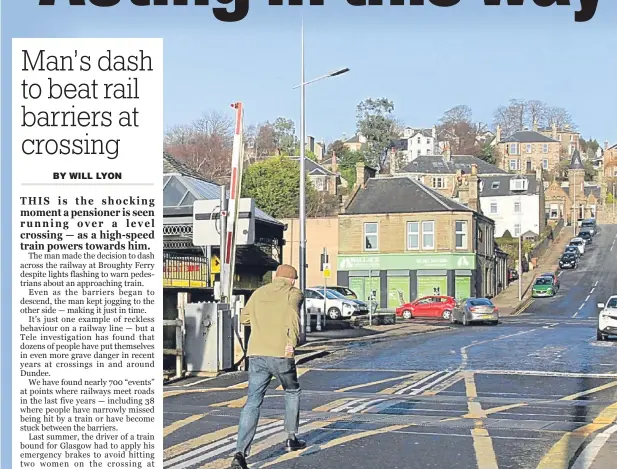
469, 299, 492, 306
324, 291, 340, 299
581, 222, 594, 227
535, 278, 552, 285
327, 290, 346, 299
607, 298, 617, 308
570, 240, 582, 245
561, 254, 575, 260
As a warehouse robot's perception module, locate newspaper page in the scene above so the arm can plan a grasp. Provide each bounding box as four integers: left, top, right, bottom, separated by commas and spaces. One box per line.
12, 38, 163, 468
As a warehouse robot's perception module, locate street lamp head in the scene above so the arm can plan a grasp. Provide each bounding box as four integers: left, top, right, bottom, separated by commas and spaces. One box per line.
329, 67, 350, 77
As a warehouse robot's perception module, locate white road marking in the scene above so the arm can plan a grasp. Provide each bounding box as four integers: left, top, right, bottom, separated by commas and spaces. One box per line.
394, 371, 444, 395
330, 398, 370, 413
347, 398, 387, 414
585, 295, 591, 302
595, 281, 599, 287
477, 370, 617, 378
570, 424, 617, 469
163, 420, 289, 468
590, 288, 595, 294
408, 370, 460, 396
558, 271, 563, 277
183, 377, 218, 387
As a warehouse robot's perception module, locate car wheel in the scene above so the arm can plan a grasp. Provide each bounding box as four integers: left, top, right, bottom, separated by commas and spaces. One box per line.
328, 307, 341, 320
491, 321, 499, 326
597, 330, 607, 341
402, 310, 413, 320
450, 314, 457, 324
442, 310, 452, 320
462, 315, 469, 327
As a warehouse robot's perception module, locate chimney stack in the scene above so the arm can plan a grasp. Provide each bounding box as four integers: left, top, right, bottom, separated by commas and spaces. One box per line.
496, 125, 501, 143
355, 162, 366, 188
331, 151, 337, 173
432, 126, 437, 139
468, 165, 481, 213
552, 122, 557, 140
532, 119, 538, 132
444, 144, 452, 162
605, 140, 609, 150
389, 148, 397, 175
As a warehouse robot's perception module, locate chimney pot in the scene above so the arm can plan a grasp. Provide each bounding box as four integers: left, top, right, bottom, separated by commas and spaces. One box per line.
331, 151, 337, 173
605, 141, 609, 150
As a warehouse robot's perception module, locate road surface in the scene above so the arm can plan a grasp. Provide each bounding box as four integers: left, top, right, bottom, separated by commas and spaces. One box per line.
163, 225, 617, 469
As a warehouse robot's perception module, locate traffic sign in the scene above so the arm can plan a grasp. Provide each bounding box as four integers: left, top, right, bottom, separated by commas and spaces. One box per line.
323, 263, 331, 279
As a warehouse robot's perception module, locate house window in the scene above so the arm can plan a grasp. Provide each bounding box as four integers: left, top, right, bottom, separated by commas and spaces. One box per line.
432, 177, 444, 188
570, 135, 574, 142
407, 222, 419, 250
427, 148, 432, 155
455, 221, 467, 249
509, 159, 519, 171
526, 144, 532, 153
417, 137, 421, 144
514, 201, 521, 213
558, 134, 562, 141
509, 143, 518, 155
542, 143, 549, 153
315, 178, 324, 191
549, 204, 559, 219
426, 139, 430, 145
514, 224, 521, 237
490, 202, 498, 214
542, 159, 549, 170
491, 181, 500, 189
422, 221, 435, 249
364, 223, 378, 251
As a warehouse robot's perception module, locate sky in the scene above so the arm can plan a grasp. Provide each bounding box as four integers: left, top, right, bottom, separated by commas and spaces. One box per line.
3, 1, 617, 145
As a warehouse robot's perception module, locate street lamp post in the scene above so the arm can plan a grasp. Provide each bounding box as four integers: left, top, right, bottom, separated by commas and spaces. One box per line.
296, 22, 349, 343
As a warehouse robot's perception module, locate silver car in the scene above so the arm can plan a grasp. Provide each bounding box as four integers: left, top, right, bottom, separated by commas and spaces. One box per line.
451, 298, 499, 326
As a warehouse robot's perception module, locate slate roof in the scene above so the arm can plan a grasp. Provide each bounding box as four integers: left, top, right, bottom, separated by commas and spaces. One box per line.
479, 175, 540, 197
500, 130, 559, 144
288, 156, 336, 176
569, 150, 584, 170
562, 185, 601, 200
344, 176, 473, 215
163, 151, 211, 181
163, 152, 282, 226
405, 128, 434, 139
398, 155, 507, 175
345, 134, 362, 144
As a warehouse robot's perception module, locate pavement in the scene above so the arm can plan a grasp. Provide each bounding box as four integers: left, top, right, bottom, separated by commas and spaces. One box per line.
163, 224, 617, 469
493, 227, 573, 316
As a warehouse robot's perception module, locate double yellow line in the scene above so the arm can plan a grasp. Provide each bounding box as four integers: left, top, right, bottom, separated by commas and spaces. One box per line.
512, 298, 534, 316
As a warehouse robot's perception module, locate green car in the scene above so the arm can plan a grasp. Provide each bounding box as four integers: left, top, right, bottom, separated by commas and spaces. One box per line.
532, 277, 557, 298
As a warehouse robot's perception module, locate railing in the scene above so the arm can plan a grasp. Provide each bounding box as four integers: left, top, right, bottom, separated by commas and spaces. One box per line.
163, 252, 210, 288
163, 292, 188, 380
530, 218, 564, 260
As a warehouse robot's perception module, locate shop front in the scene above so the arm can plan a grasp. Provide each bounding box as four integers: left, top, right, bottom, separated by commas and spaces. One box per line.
337, 253, 477, 309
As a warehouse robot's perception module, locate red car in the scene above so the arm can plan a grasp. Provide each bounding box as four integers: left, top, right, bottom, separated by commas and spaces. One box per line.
395, 296, 456, 320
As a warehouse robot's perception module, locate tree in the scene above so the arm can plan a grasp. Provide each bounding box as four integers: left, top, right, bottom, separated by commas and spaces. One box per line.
327, 139, 346, 156
477, 142, 497, 165
336, 148, 365, 185
241, 156, 317, 219
545, 107, 576, 130
356, 98, 399, 170
437, 105, 487, 155
492, 99, 528, 136
492, 100, 576, 136
164, 110, 234, 184
607, 192, 614, 204
583, 160, 597, 182
272, 117, 298, 155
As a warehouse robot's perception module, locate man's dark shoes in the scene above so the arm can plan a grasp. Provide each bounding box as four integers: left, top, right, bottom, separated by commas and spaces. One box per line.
230, 452, 248, 469
285, 437, 307, 452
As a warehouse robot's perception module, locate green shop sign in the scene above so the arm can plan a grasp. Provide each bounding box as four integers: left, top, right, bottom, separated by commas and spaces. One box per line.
338, 253, 476, 271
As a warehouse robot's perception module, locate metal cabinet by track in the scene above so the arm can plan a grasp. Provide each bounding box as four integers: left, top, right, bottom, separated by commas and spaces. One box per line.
184, 302, 233, 373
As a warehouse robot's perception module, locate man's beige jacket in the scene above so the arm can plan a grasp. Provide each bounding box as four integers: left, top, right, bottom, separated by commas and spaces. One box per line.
240, 277, 303, 358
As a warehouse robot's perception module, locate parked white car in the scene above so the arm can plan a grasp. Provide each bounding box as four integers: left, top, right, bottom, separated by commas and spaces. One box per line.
597, 297, 617, 341
305, 288, 362, 320
569, 237, 585, 255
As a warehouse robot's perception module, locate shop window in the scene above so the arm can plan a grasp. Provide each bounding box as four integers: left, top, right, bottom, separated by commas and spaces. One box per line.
364, 222, 378, 251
